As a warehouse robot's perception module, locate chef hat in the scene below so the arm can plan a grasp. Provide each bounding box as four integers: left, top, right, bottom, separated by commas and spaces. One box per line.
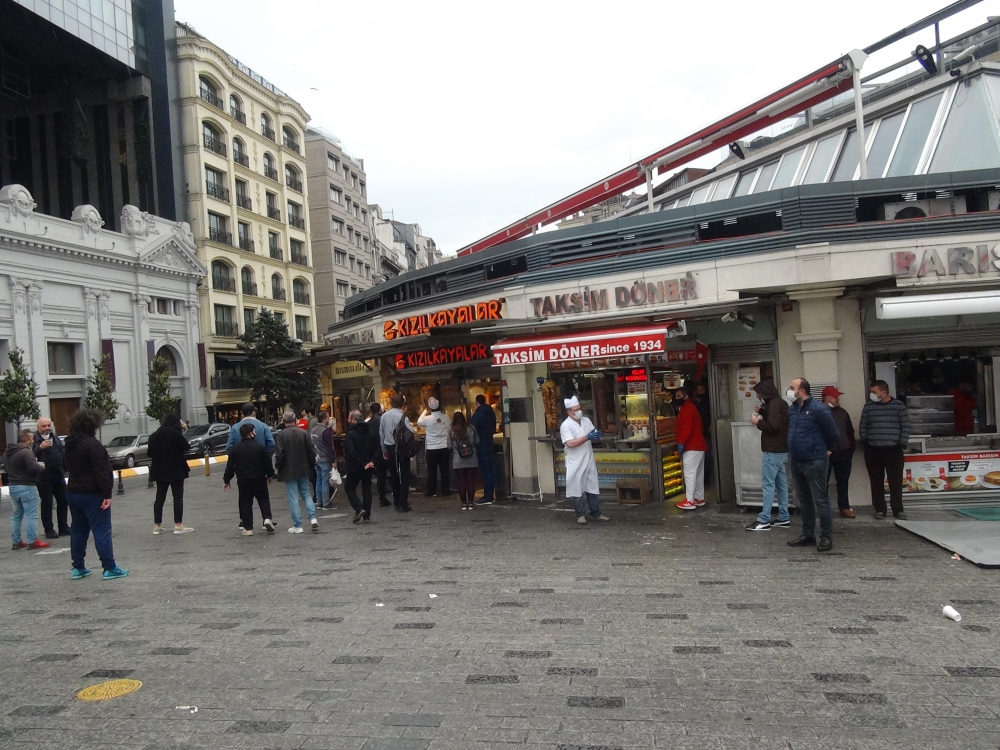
428, 397, 440, 409
564, 395, 580, 409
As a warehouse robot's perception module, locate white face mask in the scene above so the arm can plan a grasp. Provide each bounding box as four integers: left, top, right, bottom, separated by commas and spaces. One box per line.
569, 410, 582, 422
869, 392, 881, 402
785, 388, 796, 401
826, 402, 834, 409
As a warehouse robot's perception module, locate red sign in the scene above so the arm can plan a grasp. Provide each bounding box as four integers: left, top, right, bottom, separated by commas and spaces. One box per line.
392, 343, 491, 371
492, 327, 668, 366
384, 299, 504, 341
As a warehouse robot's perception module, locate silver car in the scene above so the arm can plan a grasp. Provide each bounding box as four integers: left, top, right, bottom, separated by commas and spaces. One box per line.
106, 434, 150, 469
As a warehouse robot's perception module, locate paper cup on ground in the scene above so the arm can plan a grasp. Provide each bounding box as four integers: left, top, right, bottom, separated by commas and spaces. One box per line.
943, 605, 962, 622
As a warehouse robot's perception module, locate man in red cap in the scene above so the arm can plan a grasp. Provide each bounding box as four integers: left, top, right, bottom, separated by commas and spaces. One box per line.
821, 386, 857, 518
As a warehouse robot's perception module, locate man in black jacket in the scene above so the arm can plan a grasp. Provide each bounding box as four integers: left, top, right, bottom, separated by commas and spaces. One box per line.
747, 381, 791, 531
368, 404, 390, 507
223, 423, 275, 536
275, 410, 318, 533
7, 429, 49, 550
345, 409, 379, 523
33, 417, 69, 539
469, 395, 496, 504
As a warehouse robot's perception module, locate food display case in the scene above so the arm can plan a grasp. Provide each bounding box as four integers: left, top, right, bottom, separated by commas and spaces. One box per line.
907, 395, 955, 436
901, 434, 1000, 502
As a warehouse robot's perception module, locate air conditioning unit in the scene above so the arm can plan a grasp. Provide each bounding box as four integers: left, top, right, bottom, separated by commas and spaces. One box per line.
878, 196, 967, 221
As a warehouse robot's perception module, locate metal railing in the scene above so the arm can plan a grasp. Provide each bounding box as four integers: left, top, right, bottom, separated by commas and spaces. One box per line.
264, 166, 278, 181
242, 281, 259, 296
238, 235, 254, 253
293, 291, 311, 304
234, 151, 249, 168
283, 136, 300, 153
214, 321, 240, 338
289, 215, 305, 230
267, 206, 281, 221
272, 287, 287, 301
231, 107, 246, 125
269, 246, 283, 260
203, 133, 227, 157
211, 372, 242, 389
200, 88, 223, 109
285, 175, 302, 192
261, 125, 275, 141
296, 329, 313, 343
212, 274, 236, 292
290, 252, 309, 267
206, 181, 229, 202
208, 227, 232, 245
236, 193, 252, 210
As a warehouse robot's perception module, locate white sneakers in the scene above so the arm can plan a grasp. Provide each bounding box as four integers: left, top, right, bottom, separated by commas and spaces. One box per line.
173, 526, 194, 535
153, 525, 165, 535
288, 526, 304, 534
310, 518, 319, 533
263, 519, 275, 533
241, 529, 253, 536
577, 516, 587, 525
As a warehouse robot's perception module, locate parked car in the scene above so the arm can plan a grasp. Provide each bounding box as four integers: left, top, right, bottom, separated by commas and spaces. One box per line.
106, 435, 150, 469
183, 423, 231, 457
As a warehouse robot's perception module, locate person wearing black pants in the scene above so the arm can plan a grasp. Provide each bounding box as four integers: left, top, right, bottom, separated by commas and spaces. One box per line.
368, 404, 390, 507
224, 423, 275, 535
33, 418, 70, 538
379, 393, 413, 512
859, 379, 911, 520
344, 409, 379, 523
147, 413, 193, 535
864, 445, 905, 517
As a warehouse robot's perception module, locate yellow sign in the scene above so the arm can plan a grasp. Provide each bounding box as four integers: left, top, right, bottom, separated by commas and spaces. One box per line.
76, 679, 142, 702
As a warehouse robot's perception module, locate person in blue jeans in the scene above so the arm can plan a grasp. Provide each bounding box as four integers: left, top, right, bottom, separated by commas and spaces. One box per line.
310, 411, 336, 509
747, 381, 790, 531
63, 410, 128, 579
6, 429, 49, 550
469, 395, 496, 504
275, 410, 319, 533
785, 378, 840, 552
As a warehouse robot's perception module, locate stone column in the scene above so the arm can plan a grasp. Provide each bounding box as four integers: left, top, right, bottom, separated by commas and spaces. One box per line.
82, 287, 102, 368
131, 293, 152, 430
504, 364, 540, 499
25, 280, 49, 419
788, 287, 845, 387
183, 297, 204, 423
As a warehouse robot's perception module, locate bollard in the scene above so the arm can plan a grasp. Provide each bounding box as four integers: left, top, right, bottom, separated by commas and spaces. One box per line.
204, 455, 210, 476
116, 470, 125, 495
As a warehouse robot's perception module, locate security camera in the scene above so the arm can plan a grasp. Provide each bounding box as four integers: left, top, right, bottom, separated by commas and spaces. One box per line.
721, 312, 738, 323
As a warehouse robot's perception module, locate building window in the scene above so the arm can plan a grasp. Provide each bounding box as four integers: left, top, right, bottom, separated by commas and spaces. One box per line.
235, 180, 251, 210
336, 280, 349, 297
335, 249, 346, 266
285, 164, 302, 192
293, 279, 310, 305
233, 137, 248, 167
282, 126, 300, 153
351, 173, 358, 190
47, 343, 77, 376
290, 238, 307, 266
202, 122, 226, 156
214, 305, 238, 337
353, 203, 360, 219
327, 152, 339, 171
365, 264, 371, 279
343, 165, 350, 182
359, 181, 366, 197
208, 213, 231, 245
332, 218, 344, 234
330, 185, 342, 203
287, 201, 304, 229
361, 209, 367, 222
268, 231, 282, 260
243, 308, 256, 333
263, 152, 277, 181
156, 298, 170, 315
294, 315, 311, 342
205, 166, 228, 201
260, 112, 275, 141
338, 311, 345, 322
241, 266, 257, 296
155, 346, 178, 376
274, 311, 285, 326
229, 94, 245, 125
199, 76, 222, 109
211, 260, 236, 292
350, 285, 358, 296
266, 191, 279, 221
271, 273, 286, 301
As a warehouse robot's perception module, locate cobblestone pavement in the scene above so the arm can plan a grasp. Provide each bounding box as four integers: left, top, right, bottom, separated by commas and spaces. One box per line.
1, 472, 998, 750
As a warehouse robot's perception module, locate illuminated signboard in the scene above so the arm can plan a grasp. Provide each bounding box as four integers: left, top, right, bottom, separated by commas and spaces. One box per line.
384, 299, 504, 341
392, 343, 492, 371
616, 368, 647, 383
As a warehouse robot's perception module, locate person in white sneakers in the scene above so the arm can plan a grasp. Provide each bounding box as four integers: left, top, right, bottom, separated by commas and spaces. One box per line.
560, 396, 608, 525
673, 386, 707, 510
223, 423, 275, 536
274, 411, 319, 533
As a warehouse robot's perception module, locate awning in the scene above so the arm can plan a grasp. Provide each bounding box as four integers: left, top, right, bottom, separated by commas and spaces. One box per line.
876, 290, 1000, 319
492, 325, 675, 367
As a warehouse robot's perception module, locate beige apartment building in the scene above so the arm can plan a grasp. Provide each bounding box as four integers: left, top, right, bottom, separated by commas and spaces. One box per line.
176, 23, 317, 421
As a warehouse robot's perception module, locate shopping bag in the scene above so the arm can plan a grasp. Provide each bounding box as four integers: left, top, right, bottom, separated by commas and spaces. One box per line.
328, 465, 343, 487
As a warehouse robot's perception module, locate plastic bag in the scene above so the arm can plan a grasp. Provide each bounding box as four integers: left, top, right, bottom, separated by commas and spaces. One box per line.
328, 465, 343, 487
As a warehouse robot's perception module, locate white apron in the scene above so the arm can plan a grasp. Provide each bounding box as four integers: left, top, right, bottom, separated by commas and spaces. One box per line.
560, 415, 600, 498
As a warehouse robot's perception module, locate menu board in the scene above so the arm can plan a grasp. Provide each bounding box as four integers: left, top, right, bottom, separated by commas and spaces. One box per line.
736, 366, 760, 421
899, 452, 1000, 494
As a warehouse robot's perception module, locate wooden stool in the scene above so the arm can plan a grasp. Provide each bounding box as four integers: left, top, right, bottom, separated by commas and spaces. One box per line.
616, 479, 650, 505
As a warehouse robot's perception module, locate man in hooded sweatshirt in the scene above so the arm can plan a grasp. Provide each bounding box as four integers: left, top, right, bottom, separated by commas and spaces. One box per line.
747, 380, 791, 531
7, 429, 50, 550
344, 409, 379, 523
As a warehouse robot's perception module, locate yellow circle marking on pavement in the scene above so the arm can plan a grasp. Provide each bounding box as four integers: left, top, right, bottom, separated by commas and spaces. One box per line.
76, 679, 142, 702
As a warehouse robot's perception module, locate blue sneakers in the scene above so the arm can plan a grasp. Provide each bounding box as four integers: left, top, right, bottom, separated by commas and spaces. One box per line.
71, 567, 92, 580
102, 567, 129, 580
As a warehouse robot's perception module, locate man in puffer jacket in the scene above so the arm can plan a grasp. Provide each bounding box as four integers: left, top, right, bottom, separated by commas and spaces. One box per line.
786, 378, 840, 552
6, 429, 49, 550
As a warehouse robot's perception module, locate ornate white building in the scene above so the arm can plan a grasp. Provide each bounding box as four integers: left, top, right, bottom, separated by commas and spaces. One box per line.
0, 184, 207, 438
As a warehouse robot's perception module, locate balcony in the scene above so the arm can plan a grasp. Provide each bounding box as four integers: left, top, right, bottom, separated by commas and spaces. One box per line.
234, 151, 249, 168
285, 175, 302, 192
269, 246, 283, 261
236, 193, 252, 210
209, 227, 232, 245
293, 291, 311, 305
203, 134, 227, 157
290, 252, 309, 267
231, 107, 246, 125
212, 274, 237, 292
289, 215, 305, 230
261, 125, 275, 141
295, 329, 313, 343
211, 372, 243, 389
206, 181, 230, 202
214, 321, 240, 338
272, 288, 287, 301
283, 136, 300, 153
267, 206, 281, 221
242, 281, 259, 296
238, 235, 255, 253
200, 89, 224, 110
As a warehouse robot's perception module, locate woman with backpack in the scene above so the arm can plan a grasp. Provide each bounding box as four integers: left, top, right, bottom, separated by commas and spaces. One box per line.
450, 411, 480, 510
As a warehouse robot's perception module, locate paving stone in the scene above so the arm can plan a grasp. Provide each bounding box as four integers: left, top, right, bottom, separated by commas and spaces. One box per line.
382, 713, 443, 727
492, 601, 528, 608
266, 640, 310, 647
395, 606, 431, 612
394, 623, 434, 629
829, 627, 877, 635
726, 603, 769, 610
83, 669, 134, 679
557, 746, 622, 750
334, 656, 383, 664
673, 646, 721, 654
863, 615, 909, 622
520, 588, 554, 594
541, 618, 584, 625
961, 624, 991, 633
566, 696, 624, 708
949, 599, 994, 605
362, 740, 430, 750
9, 705, 66, 716
646, 614, 688, 620
575, 577, 609, 581
698, 580, 734, 585
824, 692, 888, 705
505, 651, 552, 658
305, 617, 344, 623
31, 654, 79, 662
743, 639, 792, 648
245, 629, 289, 636
812, 673, 871, 683
815, 588, 858, 594
859, 576, 898, 581
548, 667, 599, 676
227, 720, 291, 733
466, 675, 518, 684
645, 593, 682, 599
944, 667, 1000, 677
199, 622, 239, 630
149, 647, 197, 655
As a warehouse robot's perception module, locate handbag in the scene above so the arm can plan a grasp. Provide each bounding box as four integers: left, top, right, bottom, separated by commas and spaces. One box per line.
328, 465, 343, 487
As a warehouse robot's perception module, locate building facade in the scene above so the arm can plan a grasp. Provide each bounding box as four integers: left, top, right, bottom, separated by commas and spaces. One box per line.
175, 23, 317, 422
0, 184, 206, 440
305, 127, 376, 330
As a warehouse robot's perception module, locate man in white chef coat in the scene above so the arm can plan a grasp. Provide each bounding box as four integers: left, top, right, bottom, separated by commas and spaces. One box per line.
560, 396, 610, 525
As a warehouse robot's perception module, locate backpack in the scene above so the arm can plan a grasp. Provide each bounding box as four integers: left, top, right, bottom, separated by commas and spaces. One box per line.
393, 417, 418, 459
455, 429, 475, 458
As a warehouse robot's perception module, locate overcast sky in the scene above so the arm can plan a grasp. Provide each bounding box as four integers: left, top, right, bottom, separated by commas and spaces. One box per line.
174, 0, 1000, 253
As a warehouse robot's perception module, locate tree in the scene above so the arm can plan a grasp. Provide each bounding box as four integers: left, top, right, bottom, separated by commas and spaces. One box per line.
238, 308, 319, 420
84, 354, 119, 423
0, 348, 40, 429
146, 356, 176, 422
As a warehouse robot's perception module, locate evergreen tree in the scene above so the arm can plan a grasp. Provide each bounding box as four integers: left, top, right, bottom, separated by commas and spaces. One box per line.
84, 354, 120, 422
238, 308, 319, 420
0, 348, 40, 429
146, 356, 176, 422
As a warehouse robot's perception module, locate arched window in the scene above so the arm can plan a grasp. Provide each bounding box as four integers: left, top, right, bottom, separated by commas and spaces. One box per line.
271, 272, 285, 300
292, 278, 306, 295
155, 346, 178, 376
241, 266, 256, 296
263, 152, 276, 180
199, 76, 222, 108
211, 260, 234, 292
292, 278, 309, 305
229, 94, 245, 124
260, 112, 274, 141
284, 163, 301, 191
282, 125, 299, 152
233, 137, 247, 166
202, 121, 224, 156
